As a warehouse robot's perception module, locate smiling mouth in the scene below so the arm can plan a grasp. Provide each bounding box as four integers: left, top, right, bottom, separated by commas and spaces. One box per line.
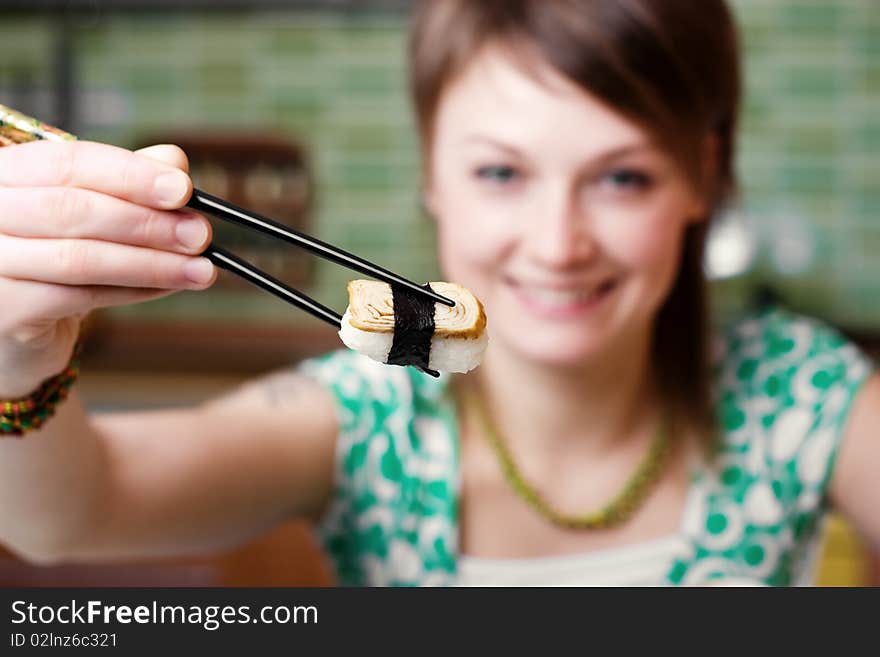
508, 278, 618, 315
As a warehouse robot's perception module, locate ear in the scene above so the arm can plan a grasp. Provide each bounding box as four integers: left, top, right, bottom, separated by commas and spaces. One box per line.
685, 133, 721, 224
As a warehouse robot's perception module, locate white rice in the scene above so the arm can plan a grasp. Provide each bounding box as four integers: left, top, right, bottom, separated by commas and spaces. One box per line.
338, 308, 487, 373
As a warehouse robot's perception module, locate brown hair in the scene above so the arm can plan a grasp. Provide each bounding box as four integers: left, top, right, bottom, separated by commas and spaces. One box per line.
408, 0, 741, 437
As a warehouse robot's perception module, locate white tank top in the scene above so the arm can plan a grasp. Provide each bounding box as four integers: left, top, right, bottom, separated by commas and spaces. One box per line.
456, 534, 688, 586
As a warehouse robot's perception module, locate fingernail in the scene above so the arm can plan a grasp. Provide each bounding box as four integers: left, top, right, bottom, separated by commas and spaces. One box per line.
154, 171, 189, 207
184, 258, 215, 286
175, 218, 208, 249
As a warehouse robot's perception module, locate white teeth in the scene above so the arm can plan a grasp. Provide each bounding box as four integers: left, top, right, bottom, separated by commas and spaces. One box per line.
521, 287, 598, 306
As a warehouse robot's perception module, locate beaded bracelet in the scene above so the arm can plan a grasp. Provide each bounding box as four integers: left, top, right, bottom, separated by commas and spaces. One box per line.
0, 341, 83, 437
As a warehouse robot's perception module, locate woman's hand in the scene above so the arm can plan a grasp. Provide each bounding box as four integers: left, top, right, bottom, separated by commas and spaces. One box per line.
0, 141, 339, 565
0, 140, 216, 397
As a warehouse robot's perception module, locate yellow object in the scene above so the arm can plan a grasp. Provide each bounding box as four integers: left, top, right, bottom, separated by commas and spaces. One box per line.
816, 513, 872, 586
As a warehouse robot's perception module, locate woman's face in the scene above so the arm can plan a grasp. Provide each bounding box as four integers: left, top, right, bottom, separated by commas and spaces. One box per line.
426, 45, 707, 368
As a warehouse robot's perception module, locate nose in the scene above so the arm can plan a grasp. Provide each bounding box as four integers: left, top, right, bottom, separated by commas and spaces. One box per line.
524, 184, 596, 269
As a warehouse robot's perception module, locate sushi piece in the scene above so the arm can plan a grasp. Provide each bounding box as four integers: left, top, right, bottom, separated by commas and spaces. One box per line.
339, 279, 488, 376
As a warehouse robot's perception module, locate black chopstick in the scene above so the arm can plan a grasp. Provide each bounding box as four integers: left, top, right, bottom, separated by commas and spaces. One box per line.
204, 246, 343, 328
187, 188, 455, 307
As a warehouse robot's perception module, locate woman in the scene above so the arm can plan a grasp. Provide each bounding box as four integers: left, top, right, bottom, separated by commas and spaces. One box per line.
0, 0, 877, 586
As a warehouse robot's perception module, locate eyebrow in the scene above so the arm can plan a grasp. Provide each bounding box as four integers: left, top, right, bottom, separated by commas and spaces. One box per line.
461, 135, 656, 165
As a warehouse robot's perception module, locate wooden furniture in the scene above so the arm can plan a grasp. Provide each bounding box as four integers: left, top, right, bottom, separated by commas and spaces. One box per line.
140, 132, 314, 295
0, 523, 333, 587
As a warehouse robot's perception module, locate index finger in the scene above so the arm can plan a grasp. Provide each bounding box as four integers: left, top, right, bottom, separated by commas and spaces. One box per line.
0, 140, 192, 210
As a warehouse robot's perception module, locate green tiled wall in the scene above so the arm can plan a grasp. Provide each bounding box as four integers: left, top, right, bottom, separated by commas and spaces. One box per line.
727, 0, 880, 328
0, 2, 877, 330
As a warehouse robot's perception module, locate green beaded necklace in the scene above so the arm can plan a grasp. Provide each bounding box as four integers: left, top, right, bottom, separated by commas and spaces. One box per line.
463, 382, 673, 531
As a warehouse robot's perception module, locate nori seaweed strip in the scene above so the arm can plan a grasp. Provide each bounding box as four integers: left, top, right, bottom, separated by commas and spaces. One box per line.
387, 283, 439, 377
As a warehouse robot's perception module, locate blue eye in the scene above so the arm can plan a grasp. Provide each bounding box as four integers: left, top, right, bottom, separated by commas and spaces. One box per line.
604, 169, 651, 189
475, 165, 519, 184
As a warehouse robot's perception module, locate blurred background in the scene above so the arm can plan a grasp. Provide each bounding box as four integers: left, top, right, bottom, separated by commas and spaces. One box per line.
0, 0, 877, 586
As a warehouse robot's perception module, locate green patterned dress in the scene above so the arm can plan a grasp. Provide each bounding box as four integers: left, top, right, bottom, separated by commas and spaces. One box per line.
297, 307, 872, 586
